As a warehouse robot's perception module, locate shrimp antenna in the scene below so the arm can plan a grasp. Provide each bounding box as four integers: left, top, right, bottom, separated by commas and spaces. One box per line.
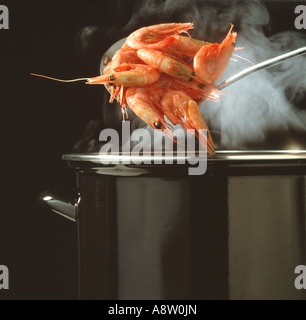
232, 54, 254, 65
31, 73, 89, 83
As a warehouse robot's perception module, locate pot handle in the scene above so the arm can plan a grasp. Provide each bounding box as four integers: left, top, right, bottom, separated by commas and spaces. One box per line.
39, 190, 80, 222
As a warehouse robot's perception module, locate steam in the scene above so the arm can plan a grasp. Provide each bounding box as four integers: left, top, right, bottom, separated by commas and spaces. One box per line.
122, 0, 306, 149
201, 1, 306, 148
77, 26, 100, 55
74, 0, 306, 152
210, 31, 306, 148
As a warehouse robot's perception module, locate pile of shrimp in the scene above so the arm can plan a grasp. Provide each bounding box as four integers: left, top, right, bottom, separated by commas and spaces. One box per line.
32, 23, 238, 155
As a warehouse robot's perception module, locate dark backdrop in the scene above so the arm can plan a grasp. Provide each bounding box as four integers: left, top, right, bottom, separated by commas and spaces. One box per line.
0, 0, 304, 300
0, 0, 136, 300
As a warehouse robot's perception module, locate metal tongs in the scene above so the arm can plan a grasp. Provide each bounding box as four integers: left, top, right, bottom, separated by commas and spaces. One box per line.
100, 37, 306, 91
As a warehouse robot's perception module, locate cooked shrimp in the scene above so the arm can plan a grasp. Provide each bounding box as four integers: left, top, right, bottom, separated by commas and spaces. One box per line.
162, 35, 211, 59
110, 49, 144, 71
126, 23, 193, 50
147, 74, 221, 103
31, 63, 160, 106
160, 90, 215, 154
137, 49, 196, 81
31, 22, 242, 156
87, 64, 160, 86
126, 87, 173, 137
194, 24, 237, 84
167, 76, 221, 102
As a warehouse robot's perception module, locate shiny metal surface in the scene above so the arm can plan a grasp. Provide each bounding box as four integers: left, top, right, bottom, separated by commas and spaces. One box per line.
73, 164, 306, 300
61, 152, 306, 300
63, 150, 306, 161
40, 152, 306, 299
39, 190, 80, 222
218, 46, 306, 89
62, 150, 306, 170
228, 175, 305, 299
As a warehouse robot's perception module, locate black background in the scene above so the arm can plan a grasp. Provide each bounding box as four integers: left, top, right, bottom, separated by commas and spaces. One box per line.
0, 0, 305, 300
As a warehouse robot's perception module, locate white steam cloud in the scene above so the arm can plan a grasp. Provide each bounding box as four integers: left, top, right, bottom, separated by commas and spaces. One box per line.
123, 0, 306, 149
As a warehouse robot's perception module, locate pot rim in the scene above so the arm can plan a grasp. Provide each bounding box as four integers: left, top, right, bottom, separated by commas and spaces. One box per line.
62, 150, 306, 163
62, 150, 306, 176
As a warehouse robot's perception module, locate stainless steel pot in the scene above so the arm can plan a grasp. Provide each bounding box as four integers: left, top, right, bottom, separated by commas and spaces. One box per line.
40, 150, 306, 300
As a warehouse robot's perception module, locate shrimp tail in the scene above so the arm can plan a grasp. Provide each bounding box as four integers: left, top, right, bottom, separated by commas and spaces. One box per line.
182, 100, 216, 155
158, 23, 193, 36
181, 120, 215, 155
198, 129, 216, 155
